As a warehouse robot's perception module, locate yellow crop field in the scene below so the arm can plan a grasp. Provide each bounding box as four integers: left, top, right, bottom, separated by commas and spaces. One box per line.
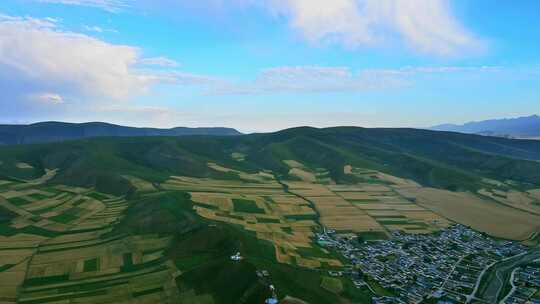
527, 189, 540, 200
304, 192, 385, 233
289, 168, 317, 182
293, 173, 453, 234
231, 152, 246, 161
207, 162, 277, 183
286, 182, 335, 197
396, 187, 540, 240
322, 216, 384, 232
0, 262, 28, 301
123, 175, 157, 192
168, 174, 343, 269
375, 172, 420, 187
0, 176, 181, 304
365, 210, 402, 217
283, 160, 304, 168
284, 161, 333, 184
19, 235, 180, 303
478, 188, 540, 215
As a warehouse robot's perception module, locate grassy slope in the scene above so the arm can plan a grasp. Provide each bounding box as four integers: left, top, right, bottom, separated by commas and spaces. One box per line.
1, 127, 540, 194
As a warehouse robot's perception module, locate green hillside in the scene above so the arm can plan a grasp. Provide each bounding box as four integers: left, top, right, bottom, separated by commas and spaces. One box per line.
1, 127, 540, 195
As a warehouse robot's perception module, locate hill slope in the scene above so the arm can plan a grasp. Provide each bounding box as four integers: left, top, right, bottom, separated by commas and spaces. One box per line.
0, 121, 242, 145
431, 115, 540, 138
1, 126, 540, 195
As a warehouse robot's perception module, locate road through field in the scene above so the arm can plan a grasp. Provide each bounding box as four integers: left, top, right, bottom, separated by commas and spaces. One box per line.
477, 246, 540, 303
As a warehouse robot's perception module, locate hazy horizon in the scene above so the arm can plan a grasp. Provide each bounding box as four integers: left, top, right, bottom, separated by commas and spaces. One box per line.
1, 113, 538, 134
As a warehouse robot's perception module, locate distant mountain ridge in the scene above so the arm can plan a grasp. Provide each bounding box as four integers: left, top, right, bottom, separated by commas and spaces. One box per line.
431, 115, 540, 138
0, 121, 242, 145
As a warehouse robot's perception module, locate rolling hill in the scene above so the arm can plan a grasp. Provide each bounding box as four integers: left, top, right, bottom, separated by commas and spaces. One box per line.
1, 126, 540, 195
431, 115, 540, 138
0, 121, 242, 145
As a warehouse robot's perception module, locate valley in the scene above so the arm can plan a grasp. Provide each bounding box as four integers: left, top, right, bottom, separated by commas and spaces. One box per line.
1, 127, 540, 303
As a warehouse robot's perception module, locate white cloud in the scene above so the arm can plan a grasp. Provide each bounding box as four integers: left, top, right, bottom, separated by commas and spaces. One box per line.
0, 15, 148, 100
138, 56, 179, 67
37, 0, 129, 12
264, 0, 482, 56
360, 65, 501, 77
0, 14, 215, 109
32, 93, 65, 104
35, 0, 482, 56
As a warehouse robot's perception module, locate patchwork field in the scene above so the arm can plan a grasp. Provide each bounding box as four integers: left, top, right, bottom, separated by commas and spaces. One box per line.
286, 180, 450, 238
189, 190, 341, 268
2, 158, 538, 303
164, 164, 343, 269
0, 177, 180, 304
348, 164, 540, 241
396, 186, 540, 240
162, 176, 283, 195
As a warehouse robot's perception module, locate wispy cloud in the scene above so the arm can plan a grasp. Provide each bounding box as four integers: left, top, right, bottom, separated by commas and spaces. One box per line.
83, 25, 118, 33
146, 0, 482, 57
37, 0, 129, 12
264, 0, 483, 56
30, 92, 65, 104
213, 66, 408, 95
209, 65, 518, 95
35, 0, 483, 56
138, 56, 179, 68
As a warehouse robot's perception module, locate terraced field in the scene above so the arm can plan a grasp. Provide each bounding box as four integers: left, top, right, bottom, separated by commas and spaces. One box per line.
276, 165, 452, 240
164, 164, 343, 269
2, 157, 538, 303
0, 178, 180, 304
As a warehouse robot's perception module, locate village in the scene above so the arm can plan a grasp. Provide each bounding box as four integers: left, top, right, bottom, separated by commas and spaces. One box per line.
501, 264, 540, 304
316, 225, 533, 304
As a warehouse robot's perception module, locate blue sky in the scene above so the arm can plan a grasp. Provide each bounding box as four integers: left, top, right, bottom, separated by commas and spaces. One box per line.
0, 0, 539, 132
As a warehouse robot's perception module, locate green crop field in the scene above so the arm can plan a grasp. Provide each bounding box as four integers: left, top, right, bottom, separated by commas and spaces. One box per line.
232, 198, 265, 214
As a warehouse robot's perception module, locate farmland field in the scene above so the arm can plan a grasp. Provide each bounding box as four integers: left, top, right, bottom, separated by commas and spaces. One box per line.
285, 167, 451, 238
1, 125, 540, 304
396, 186, 540, 240
0, 177, 180, 304
171, 169, 343, 269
